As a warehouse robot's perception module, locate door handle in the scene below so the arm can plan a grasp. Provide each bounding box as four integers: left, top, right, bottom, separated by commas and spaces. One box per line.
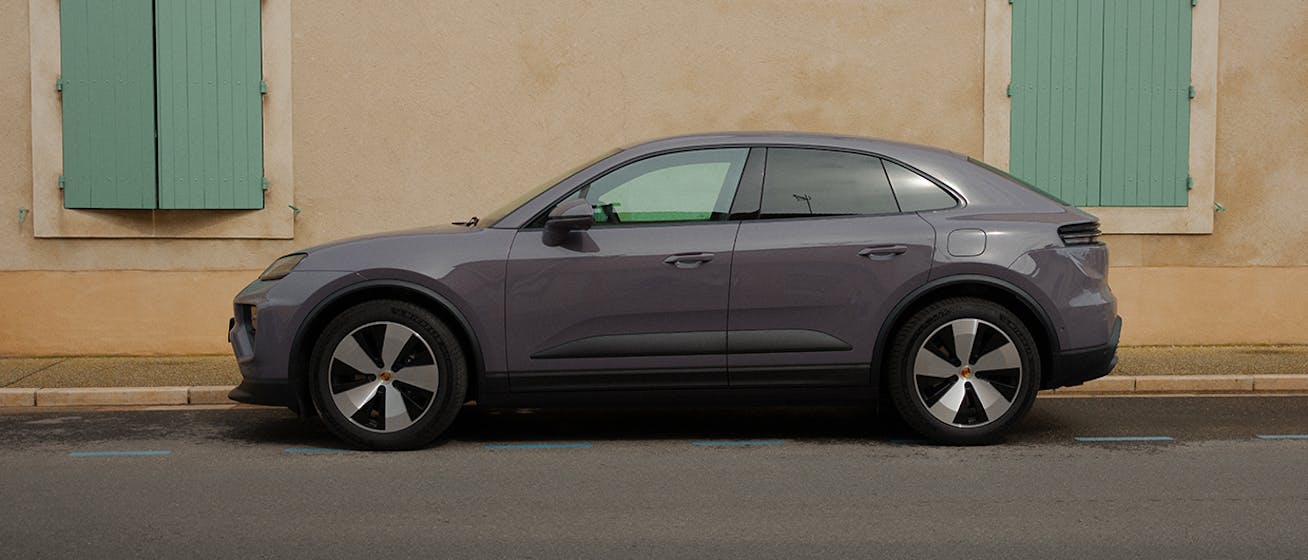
859, 245, 909, 260
664, 252, 715, 268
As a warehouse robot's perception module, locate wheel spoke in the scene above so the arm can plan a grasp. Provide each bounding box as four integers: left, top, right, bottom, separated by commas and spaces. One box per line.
380, 323, 414, 371
915, 349, 959, 379
971, 378, 1013, 422
951, 319, 979, 369
332, 335, 381, 375
972, 340, 1020, 372
927, 379, 967, 423
392, 364, 439, 392
383, 385, 414, 431
332, 380, 381, 418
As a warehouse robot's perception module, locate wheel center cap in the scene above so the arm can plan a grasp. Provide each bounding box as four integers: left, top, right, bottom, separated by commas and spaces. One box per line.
379, 371, 392, 381
959, 366, 972, 379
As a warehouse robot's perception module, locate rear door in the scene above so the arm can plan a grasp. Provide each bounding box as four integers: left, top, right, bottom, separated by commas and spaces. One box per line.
505, 148, 756, 392
727, 148, 937, 387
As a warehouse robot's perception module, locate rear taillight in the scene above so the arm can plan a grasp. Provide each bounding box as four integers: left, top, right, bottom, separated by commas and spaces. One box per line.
1058, 222, 1101, 246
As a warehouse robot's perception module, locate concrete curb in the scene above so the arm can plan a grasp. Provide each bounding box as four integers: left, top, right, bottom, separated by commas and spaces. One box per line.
0, 386, 237, 408
1052, 375, 1308, 395
3, 376, 1308, 408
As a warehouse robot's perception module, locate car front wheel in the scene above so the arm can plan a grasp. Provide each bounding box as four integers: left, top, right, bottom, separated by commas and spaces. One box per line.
308, 300, 467, 450
886, 297, 1041, 445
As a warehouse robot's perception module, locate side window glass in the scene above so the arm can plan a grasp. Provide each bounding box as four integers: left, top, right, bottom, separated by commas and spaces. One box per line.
760, 148, 899, 218
563, 148, 749, 225
884, 160, 957, 212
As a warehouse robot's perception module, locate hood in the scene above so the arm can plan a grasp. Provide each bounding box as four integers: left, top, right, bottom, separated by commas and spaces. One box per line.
299, 223, 477, 255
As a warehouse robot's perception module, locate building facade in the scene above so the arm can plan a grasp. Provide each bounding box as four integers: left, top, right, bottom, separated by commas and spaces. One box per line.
2, 0, 1305, 356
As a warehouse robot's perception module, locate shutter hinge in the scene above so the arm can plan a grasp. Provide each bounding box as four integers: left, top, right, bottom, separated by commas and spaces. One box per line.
1192, 0, 1198, 7
259, 79, 268, 94
1009, 0, 1014, 4
58, 175, 65, 190
1186, 175, 1194, 190
55, 77, 64, 92
261, 177, 270, 191
1006, 83, 1014, 97
1188, 85, 1196, 99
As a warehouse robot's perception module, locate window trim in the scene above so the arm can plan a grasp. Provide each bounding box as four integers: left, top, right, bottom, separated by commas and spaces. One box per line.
982, 0, 1219, 234
28, 0, 294, 238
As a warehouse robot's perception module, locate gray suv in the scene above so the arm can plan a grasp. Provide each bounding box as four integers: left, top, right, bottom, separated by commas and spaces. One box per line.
229, 132, 1120, 449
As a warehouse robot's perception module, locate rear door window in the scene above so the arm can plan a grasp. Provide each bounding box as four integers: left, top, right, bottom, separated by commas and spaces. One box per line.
759, 148, 900, 218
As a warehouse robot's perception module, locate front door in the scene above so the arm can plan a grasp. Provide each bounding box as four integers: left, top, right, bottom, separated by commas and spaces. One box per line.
505, 148, 752, 392
727, 148, 936, 387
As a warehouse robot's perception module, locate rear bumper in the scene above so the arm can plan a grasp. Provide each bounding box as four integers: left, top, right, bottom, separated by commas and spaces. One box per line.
1044, 316, 1121, 390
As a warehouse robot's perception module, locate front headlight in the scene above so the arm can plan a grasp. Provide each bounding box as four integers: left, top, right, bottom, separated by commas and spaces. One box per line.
259, 253, 307, 281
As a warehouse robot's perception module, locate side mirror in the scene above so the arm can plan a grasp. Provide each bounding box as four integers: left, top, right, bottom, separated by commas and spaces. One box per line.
542, 199, 595, 246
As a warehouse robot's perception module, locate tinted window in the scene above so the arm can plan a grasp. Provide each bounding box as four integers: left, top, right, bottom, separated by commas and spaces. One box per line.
760, 149, 899, 218
883, 160, 957, 212
558, 148, 748, 225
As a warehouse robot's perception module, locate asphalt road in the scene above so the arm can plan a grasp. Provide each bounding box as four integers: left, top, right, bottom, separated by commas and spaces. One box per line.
2, 396, 1307, 559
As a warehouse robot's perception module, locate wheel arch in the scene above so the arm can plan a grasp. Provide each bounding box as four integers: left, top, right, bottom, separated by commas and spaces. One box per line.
873, 274, 1059, 391
288, 279, 486, 415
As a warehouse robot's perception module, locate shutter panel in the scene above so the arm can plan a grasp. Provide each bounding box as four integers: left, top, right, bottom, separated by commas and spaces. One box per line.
155, 0, 264, 209
59, 0, 157, 209
1010, 0, 1104, 206
1011, 0, 1191, 208
1099, 0, 1191, 207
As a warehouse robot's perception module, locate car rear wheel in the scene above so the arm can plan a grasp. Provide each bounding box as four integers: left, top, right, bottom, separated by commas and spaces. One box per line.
886, 297, 1040, 445
309, 300, 467, 450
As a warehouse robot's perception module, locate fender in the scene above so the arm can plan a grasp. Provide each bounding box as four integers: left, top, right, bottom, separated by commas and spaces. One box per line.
871, 273, 1060, 381
287, 278, 488, 410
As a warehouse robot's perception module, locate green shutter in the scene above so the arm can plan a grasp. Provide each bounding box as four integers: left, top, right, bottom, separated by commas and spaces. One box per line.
59, 0, 157, 209
1099, 0, 1191, 206
155, 0, 264, 209
1010, 0, 1191, 208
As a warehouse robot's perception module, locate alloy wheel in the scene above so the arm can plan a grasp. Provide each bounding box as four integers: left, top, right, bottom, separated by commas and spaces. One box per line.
328, 321, 441, 433
913, 318, 1023, 428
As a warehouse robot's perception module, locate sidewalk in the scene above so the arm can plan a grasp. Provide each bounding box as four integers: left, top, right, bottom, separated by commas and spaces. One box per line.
2, 346, 1308, 406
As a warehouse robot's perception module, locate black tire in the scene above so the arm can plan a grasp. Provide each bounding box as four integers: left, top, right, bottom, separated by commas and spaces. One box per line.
886, 297, 1041, 445
308, 300, 467, 451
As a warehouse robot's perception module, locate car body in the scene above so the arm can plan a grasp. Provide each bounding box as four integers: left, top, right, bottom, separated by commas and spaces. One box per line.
229, 132, 1120, 448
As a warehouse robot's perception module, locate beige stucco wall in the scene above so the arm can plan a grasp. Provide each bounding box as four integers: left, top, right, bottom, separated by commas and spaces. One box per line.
0, 0, 1305, 355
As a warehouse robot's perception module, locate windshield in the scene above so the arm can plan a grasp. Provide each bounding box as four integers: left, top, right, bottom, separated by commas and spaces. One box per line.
478, 149, 622, 226
966, 157, 1071, 206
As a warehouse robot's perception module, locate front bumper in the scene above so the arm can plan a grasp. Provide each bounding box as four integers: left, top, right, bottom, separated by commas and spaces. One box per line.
229, 379, 294, 407
1044, 315, 1121, 389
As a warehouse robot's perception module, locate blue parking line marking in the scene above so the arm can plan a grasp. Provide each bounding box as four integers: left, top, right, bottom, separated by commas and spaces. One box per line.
69, 450, 171, 457
1074, 436, 1174, 442
285, 447, 351, 453
485, 443, 593, 449
1255, 434, 1308, 440
691, 440, 786, 446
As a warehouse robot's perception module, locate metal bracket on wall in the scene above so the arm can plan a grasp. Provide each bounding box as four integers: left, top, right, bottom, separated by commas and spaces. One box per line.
1213, 201, 1225, 213
288, 204, 301, 216
57, 175, 65, 190
1006, 83, 1014, 97
18, 208, 29, 225
55, 77, 64, 92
